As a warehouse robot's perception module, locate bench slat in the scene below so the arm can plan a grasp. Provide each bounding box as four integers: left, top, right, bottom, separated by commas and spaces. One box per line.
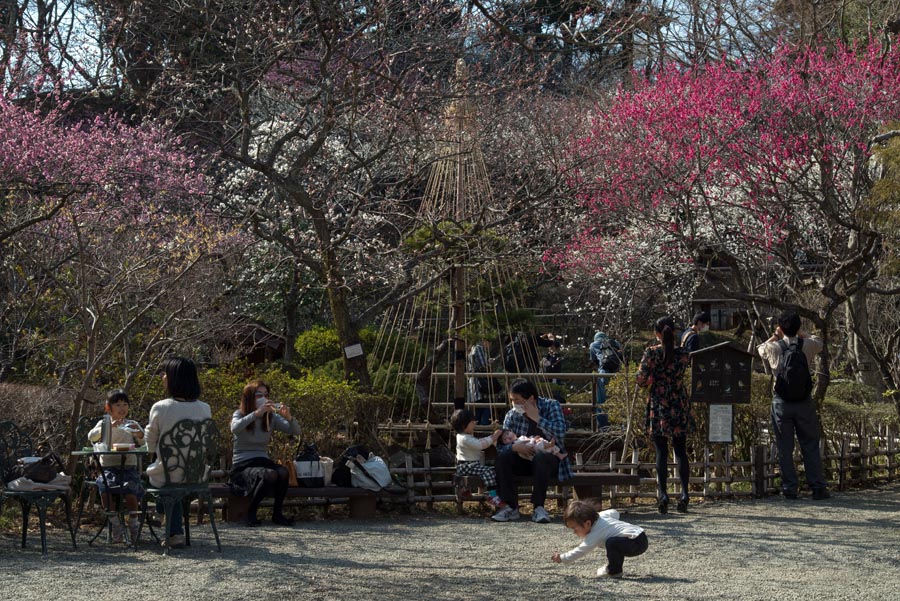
207, 483, 379, 520
453, 471, 640, 512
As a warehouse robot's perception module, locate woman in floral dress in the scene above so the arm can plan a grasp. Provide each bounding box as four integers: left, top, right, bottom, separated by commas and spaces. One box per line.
637, 316, 695, 514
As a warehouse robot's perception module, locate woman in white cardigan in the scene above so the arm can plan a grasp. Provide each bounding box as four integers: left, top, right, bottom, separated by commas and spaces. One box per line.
145, 356, 212, 549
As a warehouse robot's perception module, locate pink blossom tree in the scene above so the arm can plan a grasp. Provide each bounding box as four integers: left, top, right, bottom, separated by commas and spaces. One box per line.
0, 92, 236, 448
558, 39, 900, 404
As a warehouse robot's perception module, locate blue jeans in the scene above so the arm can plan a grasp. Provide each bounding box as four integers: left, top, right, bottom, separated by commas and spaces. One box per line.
157, 500, 184, 536
475, 407, 492, 425
595, 377, 609, 428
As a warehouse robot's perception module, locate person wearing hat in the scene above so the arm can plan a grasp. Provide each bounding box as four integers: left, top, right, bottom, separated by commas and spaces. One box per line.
589, 331, 622, 428
680, 312, 710, 352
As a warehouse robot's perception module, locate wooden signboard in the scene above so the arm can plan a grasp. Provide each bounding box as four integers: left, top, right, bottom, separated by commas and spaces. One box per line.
690, 341, 753, 404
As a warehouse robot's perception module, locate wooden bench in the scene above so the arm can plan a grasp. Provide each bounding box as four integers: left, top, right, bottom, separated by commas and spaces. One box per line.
207, 483, 379, 521
454, 471, 640, 512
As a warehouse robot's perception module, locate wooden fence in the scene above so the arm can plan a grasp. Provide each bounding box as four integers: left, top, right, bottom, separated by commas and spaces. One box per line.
185, 429, 900, 519
378, 428, 900, 510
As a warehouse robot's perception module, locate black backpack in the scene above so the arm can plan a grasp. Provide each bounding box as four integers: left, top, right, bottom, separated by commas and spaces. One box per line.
774, 339, 813, 402
600, 340, 622, 374
331, 444, 371, 487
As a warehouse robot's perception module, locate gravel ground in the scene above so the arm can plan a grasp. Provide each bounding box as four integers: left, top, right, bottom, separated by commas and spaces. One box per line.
2, 484, 899, 600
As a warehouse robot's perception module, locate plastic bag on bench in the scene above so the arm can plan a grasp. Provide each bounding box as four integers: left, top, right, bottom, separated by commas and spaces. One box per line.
294, 443, 325, 488
349, 453, 393, 491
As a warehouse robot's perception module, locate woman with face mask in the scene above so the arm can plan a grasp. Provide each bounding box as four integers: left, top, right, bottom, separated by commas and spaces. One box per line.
228, 380, 300, 527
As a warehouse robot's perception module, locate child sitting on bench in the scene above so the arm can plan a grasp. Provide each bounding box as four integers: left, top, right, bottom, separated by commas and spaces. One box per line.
451, 409, 503, 507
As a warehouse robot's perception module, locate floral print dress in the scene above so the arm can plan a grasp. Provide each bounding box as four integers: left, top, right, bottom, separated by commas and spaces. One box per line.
637, 345, 695, 437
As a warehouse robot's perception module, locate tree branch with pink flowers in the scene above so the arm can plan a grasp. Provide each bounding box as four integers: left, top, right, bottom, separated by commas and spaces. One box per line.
557, 39, 900, 408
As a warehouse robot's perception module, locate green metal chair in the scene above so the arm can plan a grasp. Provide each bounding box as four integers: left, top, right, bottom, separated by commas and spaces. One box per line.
136, 418, 221, 554
73, 414, 103, 531
0, 421, 77, 558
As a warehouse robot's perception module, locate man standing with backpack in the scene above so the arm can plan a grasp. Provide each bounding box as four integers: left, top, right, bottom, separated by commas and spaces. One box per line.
757, 311, 830, 500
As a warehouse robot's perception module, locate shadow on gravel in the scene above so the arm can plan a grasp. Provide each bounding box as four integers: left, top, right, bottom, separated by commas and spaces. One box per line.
626, 574, 695, 584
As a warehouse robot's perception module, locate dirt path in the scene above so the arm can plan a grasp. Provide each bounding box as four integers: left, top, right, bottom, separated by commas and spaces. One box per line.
2, 484, 899, 600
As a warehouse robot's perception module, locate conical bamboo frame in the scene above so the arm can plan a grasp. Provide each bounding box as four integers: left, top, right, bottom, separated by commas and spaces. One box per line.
371, 60, 558, 428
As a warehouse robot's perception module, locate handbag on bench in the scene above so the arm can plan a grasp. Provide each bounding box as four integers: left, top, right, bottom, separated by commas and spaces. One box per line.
293, 443, 325, 488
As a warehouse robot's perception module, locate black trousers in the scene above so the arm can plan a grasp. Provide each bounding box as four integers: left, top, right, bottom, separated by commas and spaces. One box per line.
653, 434, 690, 500
230, 457, 289, 519
495, 449, 559, 509
771, 397, 826, 494
606, 532, 649, 574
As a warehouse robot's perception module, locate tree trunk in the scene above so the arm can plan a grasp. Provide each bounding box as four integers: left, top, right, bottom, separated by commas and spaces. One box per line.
323, 254, 372, 392
846, 287, 884, 392
281, 266, 303, 365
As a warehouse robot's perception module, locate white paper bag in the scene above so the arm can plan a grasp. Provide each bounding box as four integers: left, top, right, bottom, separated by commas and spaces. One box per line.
320, 456, 334, 486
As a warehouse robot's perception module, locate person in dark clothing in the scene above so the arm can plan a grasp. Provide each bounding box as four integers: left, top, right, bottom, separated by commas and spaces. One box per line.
756, 311, 830, 500
490, 379, 572, 524
504, 331, 559, 373
680, 311, 710, 353
637, 316, 694, 514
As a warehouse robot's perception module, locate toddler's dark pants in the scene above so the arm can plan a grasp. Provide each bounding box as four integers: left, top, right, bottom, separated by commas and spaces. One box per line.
605, 532, 649, 575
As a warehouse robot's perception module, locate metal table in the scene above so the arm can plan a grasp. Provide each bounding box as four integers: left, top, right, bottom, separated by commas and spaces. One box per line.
71, 446, 148, 546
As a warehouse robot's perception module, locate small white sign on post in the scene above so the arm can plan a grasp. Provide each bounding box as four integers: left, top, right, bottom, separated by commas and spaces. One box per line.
344, 343, 364, 359
708, 403, 733, 443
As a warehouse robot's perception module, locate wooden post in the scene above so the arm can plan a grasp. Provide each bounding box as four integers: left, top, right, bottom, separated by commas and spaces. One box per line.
608, 450, 617, 507
449, 266, 467, 410
713, 444, 724, 494
850, 442, 863, 483
405, 453, 416, 513
887, 426, 896, 480
424, 451, 434, 511
839, 437, 848, 491
820, 438, 831, 485
724, 444, 732, 496
631, 448, 640, 502
860, 433, 868, 483
752, 445, 765, 498
703, 445, 710, 498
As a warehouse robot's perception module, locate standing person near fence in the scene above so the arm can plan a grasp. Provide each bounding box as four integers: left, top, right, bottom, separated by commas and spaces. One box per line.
757, 311, 830, 500
637, 316, 694, 514
229, 380, 301, 527
145, 356, 212, 549
467, 338, 498, 426
589, 331, 622, 428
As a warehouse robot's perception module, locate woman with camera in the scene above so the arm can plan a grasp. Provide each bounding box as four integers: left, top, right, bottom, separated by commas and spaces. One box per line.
229, 379, 300, 526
